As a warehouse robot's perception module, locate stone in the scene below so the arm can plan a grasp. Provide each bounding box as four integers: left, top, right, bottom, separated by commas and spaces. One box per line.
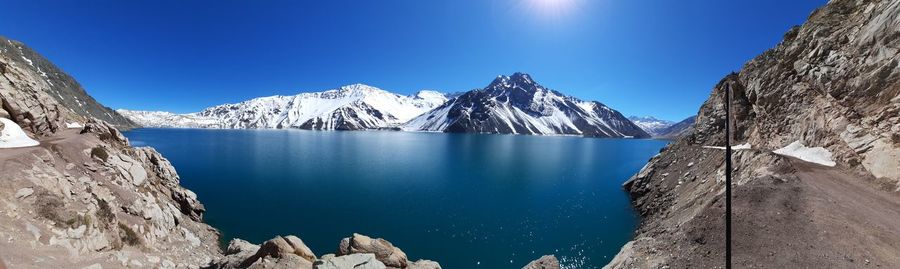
242, 235, 317, 266
522, 255, 560, 269
408, 259, 442, 269
246, 254, 313, 269
15, 187, 34, 199
81, 264, 103, 269
337, 233, 408, 268
283, 235, 317, 262
314, 253, 386, 269
226, 238, 260, 256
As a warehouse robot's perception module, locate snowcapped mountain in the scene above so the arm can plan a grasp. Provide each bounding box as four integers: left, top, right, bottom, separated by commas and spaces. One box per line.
628, 116, 675, 136
116, 109, 223, 128
655, 115, 696, 139
120, 84, 449, 130
404, 73, 650, 138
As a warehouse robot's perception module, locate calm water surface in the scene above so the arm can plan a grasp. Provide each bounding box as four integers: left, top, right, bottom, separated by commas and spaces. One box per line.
125, 129, 668, 269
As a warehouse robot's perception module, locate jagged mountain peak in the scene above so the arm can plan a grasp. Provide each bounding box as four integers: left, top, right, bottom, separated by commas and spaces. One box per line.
488, 72, 541, 92
404, 73, 649, 138
335, 83, 383, 93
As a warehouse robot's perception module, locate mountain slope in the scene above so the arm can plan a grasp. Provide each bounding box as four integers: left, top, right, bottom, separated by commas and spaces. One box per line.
148, 85, 447, 130
628, 116, 675, 136
116, 109, 223, 128
404, 73, 650, 138
654, 115, 696, 139
0, 36, 136, 130
607, 0, 900, 267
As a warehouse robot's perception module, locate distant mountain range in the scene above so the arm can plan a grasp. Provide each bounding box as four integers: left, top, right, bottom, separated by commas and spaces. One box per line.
654, 116, 696, 139
628, 116, 675, 136
628, 115, 695, 138
119, 85, 447, 130
120, 73, 653, 138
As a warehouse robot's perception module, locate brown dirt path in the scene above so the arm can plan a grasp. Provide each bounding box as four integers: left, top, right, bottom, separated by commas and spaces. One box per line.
732, 158, 900, 268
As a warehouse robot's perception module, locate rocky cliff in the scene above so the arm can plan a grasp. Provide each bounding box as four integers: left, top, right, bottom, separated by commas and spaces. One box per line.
0, 36, 136, 131
607, 0, 900, 268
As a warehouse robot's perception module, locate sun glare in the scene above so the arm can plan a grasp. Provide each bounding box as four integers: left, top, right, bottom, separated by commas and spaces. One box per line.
526, 0, 579, 19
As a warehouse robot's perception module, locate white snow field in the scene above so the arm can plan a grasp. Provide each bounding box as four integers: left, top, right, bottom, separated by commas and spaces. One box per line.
773, 140, 836, 167
65, 122, 84, 129
0, 118, 40, 148
702, 143, 753, 150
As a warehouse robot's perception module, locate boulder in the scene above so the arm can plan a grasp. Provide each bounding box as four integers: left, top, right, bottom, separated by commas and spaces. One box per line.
15, 187, 34, 199
522, 255, 560, 269
408, 259, 442, 269
80, 119, 128, 145
283, 235, 317, 262
337, 233, 408, 268
225, 238, 260, 256
314, 253, 385, 269
241, 235, 317, 267
247, 254, 313, 269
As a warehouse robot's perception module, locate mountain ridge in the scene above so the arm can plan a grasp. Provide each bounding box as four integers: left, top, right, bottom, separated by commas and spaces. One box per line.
120, 84, 448, 130
403, 72, 650, 138
120, 73, 651, 139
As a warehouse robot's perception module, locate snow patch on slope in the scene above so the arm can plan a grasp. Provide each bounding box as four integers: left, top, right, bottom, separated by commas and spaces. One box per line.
773, 141, 836, 167
0, 118, 40, 148
702, 143, 752, 150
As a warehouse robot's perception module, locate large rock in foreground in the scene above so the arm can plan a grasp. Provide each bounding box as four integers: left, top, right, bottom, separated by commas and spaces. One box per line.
338, 233, 409, 268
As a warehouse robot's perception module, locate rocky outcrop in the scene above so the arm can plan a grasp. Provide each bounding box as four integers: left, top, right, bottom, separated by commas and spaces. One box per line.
1, 36, 218, 268
607, 0, 900, 268
0, 119, 221, 267
212, 233, 442, 269
338, 233, 408, 268
315, 254, 385, 269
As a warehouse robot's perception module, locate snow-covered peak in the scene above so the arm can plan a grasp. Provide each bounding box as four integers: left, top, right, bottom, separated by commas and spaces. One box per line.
628, 116, 676, 136
414, 90, 445, 99
404, 73, 650, 138
489, 72, 538, 90
129, 84, 450, 130
412, 90, 449, 108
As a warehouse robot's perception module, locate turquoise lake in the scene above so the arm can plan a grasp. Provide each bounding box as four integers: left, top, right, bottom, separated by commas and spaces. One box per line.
125, 129, 668, 268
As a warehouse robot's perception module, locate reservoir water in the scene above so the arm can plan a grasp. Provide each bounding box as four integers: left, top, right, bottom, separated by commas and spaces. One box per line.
125, 128, 668, 268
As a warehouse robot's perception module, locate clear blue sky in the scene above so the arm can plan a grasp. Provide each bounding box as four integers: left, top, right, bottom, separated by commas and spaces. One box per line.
2, 0, 824, 121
